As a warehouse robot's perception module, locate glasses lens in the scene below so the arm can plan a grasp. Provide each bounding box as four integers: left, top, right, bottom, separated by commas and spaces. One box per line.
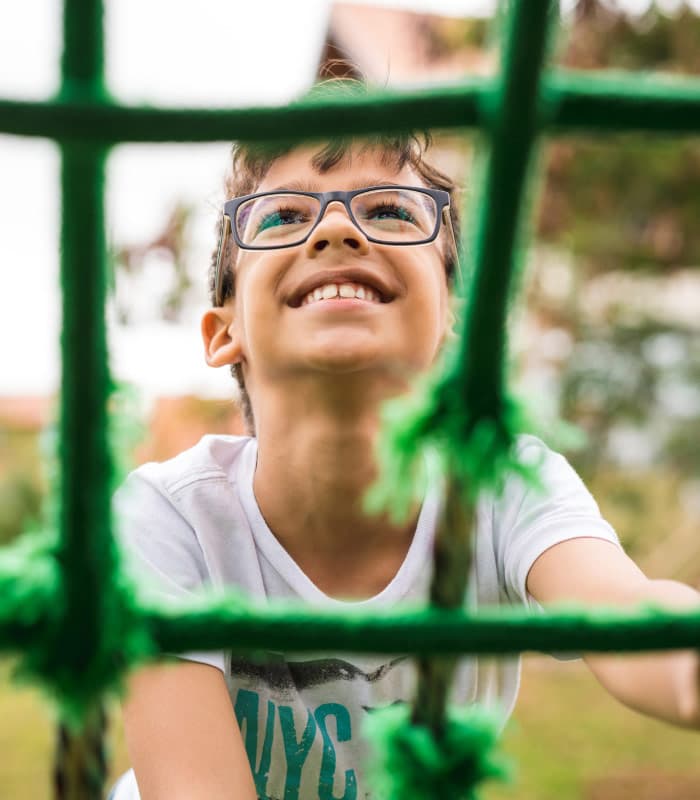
351, 188, 437, 243
235, 193, 320, 247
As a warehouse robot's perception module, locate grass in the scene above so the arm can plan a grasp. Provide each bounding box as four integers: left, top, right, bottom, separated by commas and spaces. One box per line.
483, 656, 700, 800
1, 655, 698, 799
0, 658, 130, 799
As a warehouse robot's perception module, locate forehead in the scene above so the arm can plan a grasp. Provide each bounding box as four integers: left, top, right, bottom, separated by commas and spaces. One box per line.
255, 144, 423, 194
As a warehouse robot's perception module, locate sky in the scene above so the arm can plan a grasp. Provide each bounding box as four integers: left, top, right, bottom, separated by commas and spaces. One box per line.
1, 0, 331, 397
1, 0, 697, 398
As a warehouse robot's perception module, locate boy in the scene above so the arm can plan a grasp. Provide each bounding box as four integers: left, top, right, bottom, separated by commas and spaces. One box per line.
111, 132, 700, 800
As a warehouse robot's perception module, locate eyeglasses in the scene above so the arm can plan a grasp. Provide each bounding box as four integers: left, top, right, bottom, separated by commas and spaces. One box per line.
214, 185, 457, 306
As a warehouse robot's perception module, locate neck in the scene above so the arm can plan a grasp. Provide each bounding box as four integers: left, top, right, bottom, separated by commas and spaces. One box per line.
250, 372, 420, 598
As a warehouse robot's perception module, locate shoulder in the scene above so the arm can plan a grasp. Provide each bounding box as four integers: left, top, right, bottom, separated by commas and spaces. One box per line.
128, 434, 254, 497
113, 434, 255, 540
116, 434, 251, 503
503, 433, 596, 510
489, 434, 620, 605
113, 435, 256, 596
512, 432, 558, 464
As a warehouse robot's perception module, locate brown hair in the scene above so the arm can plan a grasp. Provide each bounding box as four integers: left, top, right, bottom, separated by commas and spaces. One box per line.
209, 89, 462, 435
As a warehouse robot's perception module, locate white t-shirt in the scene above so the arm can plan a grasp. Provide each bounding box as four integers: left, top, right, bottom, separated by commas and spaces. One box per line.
111, 434, 621, 800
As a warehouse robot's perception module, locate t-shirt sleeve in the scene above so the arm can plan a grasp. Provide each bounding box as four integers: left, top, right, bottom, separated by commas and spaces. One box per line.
113, 467, 225, 673
494, 435, 623, 611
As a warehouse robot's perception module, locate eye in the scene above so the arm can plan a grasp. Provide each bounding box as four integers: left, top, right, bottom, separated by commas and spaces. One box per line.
366, 202, 416, 223
256, 205, 310, 233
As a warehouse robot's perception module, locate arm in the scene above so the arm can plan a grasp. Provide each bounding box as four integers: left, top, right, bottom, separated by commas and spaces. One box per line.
123, 660, 258, 800
527, 537, 700, 730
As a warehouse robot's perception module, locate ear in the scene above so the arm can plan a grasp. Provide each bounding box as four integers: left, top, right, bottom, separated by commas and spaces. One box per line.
201, 306, 242, 367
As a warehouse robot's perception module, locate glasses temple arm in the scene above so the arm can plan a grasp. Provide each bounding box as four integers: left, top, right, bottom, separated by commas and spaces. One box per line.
443, 208, 462, 287
215, 214, 230, 307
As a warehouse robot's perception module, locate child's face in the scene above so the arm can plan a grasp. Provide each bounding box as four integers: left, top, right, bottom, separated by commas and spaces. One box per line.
224, 144, 450, 397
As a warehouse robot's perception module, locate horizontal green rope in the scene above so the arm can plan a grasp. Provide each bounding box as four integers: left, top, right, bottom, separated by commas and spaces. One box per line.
1, 71, 700, 142
0, 81, 482, 142
1, 570, 699, 658
141, 597, 700, 657
546, 69, 700, 133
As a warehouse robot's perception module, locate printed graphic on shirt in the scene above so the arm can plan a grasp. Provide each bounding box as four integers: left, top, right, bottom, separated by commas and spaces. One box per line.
230, 654, 406, 696
229, 654, 410, 800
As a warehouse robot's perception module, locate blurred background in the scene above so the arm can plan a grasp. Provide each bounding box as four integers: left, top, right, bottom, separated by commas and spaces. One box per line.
1, 0, 700, 797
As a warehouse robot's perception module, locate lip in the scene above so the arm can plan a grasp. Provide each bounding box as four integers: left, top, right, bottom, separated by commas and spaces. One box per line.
287, 268, 398, 308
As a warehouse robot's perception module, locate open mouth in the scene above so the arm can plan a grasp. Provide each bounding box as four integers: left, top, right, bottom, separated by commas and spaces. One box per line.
300, 281, 382, 306
287, 270, 396, 308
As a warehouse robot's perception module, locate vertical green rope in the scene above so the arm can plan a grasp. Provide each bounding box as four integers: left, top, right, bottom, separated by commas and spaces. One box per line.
365, 4, 555, 796
458, 0, 553, 416
412, 480, 475, 735
0, 0, 698, 797
60, 0, 104, 98
364, 483, 509, 800
47, 1, 113, 797
368, 0, 556, 517
55, 0, 116, 695
53, 131, 118, 691
53, 704, 108, 800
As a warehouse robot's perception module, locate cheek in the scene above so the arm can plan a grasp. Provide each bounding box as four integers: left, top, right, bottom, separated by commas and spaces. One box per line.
403, 277, 449, 363
418, 266, 449, 327
236, 274, 287, 365
237, 288, 261, 353
232, 284, 257, 358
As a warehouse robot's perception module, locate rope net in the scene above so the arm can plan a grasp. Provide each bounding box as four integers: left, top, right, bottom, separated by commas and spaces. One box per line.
1, 0, 699, 797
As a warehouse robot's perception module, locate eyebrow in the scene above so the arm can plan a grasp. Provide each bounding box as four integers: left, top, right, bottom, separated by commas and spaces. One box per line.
267, 179, 404, 193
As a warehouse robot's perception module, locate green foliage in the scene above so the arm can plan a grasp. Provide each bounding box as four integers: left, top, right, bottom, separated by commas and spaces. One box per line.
539, 135, 700, 270
540, 6, 700, 270
560, 323, 700, 476
557, 6, 700, 74
107, 383, 147, 489
0, 428, 45, 546
0, 472, 43, 547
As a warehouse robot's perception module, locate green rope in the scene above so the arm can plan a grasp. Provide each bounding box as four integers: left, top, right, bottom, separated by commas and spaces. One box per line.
412, 480, 476, 735
137, 593, 700, 657
368, 0, 554, 517
2, 71, 700, 142
364, 704, 510, 800
363, 7, 554, 793
60, 0, 104, 98
4, 578, 697, 661
0, 0, 698, 797
0, 535, 56, 651
363, 480, 509, 799
53, 703, 108, 800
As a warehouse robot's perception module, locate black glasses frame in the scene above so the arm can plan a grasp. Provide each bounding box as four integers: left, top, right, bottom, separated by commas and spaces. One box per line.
214, 185, 455, 306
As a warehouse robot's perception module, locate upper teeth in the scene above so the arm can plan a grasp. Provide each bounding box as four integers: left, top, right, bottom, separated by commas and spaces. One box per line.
301, 282, 380, 306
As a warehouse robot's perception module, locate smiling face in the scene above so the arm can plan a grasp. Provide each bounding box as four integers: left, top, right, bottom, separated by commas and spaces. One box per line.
205, 143, 452, 419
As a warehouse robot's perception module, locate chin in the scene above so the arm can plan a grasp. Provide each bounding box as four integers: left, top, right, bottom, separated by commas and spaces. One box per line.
307, 350, 385, 374
287, 332, 438, 377
308, 353, 430, 386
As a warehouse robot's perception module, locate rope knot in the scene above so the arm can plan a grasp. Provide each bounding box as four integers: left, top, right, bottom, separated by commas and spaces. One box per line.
364, 703, 510, 800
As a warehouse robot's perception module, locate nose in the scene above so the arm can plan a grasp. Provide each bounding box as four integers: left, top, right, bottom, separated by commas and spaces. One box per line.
304, 200, 370, 257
